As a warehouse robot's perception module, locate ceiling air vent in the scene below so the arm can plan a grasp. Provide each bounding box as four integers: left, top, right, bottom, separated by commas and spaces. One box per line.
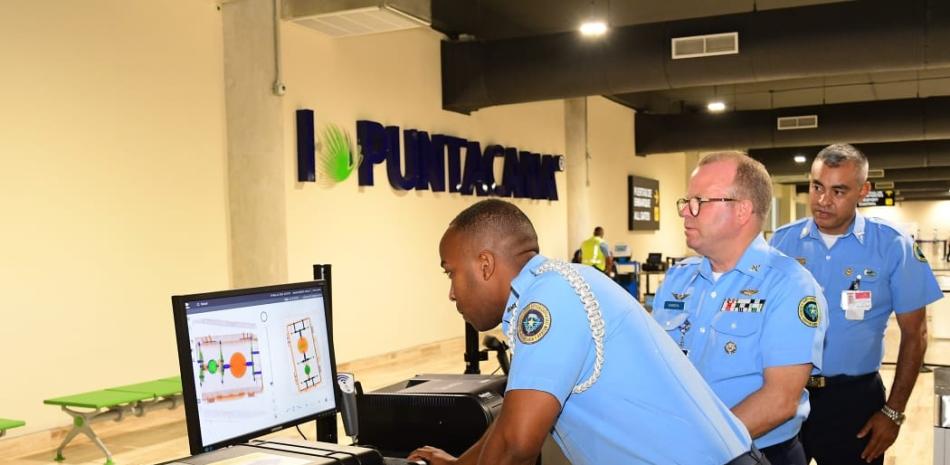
868, 169, 885, 179
875, 181, 895, 189
671, 32, 739, 59
776, 115, 818, 130
286, 0, 430, 38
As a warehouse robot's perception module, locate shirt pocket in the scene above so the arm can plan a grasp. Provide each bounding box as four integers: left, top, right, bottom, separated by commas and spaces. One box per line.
848, 262, 888, 311
653, 307, 689, 338
705, 311, 764, 382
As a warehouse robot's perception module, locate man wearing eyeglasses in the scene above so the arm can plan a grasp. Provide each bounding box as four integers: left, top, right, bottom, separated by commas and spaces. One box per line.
769, 144, 941, 465
652, 151, 827, 465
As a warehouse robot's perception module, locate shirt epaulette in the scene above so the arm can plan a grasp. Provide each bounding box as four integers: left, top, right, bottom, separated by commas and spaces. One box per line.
865, 216, 910, 239
774, 217, 810, 234
675, 256, 702, 267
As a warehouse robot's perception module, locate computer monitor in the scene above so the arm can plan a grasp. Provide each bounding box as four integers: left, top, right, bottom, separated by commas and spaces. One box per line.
646, 252, 662, 265
172, 280, 339, 455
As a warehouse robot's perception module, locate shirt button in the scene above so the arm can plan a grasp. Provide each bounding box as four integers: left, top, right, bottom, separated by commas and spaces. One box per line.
711, 291, 717, 298
825, 255, 831, 260
731, 323, 737, 329
699, 327, 706, 333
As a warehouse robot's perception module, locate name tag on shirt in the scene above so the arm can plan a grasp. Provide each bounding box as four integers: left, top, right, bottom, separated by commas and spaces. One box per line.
841, 290, 872, 320
664, 301, 685, 310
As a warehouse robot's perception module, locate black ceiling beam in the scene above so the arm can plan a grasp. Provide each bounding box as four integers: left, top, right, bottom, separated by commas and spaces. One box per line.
440, 0, 950, 113
786, 166, 950, 186
749, 140, 950, 176
636, 96, 950, 154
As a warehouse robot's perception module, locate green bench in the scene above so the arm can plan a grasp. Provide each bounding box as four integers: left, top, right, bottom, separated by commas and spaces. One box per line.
44, 376, 183, 465
0, 418, 25, 437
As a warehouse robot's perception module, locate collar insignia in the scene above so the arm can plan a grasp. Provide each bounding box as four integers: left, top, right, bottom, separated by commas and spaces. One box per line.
796, 257, 807, 266
750, 264, 761, 272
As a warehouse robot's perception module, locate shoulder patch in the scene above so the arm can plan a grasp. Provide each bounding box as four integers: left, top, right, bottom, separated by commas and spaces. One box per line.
798, 296, 820, 328
518, 302, 552, 344
914, 242, 928, 262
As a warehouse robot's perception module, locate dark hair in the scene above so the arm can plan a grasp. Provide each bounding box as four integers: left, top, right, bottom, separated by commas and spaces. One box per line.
450, 199, 539, 252
594, 226, 604, 236
815, 143, 869, 182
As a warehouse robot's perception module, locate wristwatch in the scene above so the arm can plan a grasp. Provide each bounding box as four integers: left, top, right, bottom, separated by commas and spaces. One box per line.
880, 405, 905, 426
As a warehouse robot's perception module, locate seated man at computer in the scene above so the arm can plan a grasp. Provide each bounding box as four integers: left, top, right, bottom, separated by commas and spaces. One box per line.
409, 199, 765, 465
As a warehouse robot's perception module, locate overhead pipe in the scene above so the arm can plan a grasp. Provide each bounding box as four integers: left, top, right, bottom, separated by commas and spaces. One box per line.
440, 0, 950, 113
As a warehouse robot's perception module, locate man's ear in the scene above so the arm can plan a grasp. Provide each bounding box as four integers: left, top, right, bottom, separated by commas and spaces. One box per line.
477, 250, 496, 281
859, 180, 871, 198
736, 199, 755, 226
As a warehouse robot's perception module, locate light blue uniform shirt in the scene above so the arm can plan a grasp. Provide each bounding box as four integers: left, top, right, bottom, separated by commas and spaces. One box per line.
770, 214, 942, 376
652, 235, 827, 449
503, 255, 752, 465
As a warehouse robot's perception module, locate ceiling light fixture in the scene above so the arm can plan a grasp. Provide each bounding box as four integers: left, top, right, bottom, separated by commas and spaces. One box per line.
794, 155, 807, 164
707, 101, 726, 112
579, 21, 608, 36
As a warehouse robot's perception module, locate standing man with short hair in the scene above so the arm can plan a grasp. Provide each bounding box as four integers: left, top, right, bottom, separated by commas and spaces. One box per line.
410, 199, 764, 465
770, 143, 942, 465
580, 226, 613, 274
653, 151, 827, 465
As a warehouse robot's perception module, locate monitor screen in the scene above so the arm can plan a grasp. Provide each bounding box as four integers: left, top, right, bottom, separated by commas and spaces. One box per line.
172, 281, 338, 454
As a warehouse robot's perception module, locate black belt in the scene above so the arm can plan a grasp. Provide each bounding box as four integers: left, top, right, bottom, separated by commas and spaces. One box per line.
806, 372, 877, 389
725, 446, 769, 465
760, 435, 798, 454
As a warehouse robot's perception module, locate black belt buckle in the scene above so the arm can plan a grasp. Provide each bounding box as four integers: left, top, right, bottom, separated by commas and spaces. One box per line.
724, 446, 769, 465
807, 376, 826, 388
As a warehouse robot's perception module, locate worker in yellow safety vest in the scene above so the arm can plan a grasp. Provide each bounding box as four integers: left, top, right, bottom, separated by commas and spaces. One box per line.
581, 227, 613, 274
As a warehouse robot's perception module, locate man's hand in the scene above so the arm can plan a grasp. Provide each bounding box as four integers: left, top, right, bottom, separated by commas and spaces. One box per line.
408, 445, 456, 465
857, 410, 900, 463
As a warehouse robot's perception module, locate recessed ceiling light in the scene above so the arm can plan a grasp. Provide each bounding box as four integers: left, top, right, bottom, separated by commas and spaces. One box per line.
707, 101, 726, 112
794, 155, 807, 164
579, 21, 608, 36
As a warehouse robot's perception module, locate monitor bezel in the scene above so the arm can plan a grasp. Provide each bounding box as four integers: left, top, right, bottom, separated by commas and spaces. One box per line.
172, 280, 340, 455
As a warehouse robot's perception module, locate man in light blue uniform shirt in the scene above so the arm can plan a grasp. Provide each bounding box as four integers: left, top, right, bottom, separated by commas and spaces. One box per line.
770, 143, 942, 465
410, 199, 765, 465
653, 152, 826, 465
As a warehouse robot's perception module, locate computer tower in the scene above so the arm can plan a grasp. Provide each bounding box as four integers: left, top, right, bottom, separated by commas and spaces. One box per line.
357, 374, 506, 457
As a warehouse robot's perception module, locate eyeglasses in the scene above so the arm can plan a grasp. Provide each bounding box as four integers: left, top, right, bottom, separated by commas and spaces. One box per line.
676, 196, 737, 216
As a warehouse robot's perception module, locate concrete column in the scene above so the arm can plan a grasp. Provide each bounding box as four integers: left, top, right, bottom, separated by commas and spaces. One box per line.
222, 0, 289, 287
565, 98, 591, 257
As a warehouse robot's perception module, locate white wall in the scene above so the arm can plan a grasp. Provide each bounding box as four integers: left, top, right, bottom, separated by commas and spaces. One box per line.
861, 200, 950, 240
585, 97, 691, 260
0, 1, 230, 434
279, 25, 569, 362
861, 200, 950, 266
0, 2, 696, 437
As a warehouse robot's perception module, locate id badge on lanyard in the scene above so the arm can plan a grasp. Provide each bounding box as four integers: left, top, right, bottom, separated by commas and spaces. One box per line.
841, 276, 872, 320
